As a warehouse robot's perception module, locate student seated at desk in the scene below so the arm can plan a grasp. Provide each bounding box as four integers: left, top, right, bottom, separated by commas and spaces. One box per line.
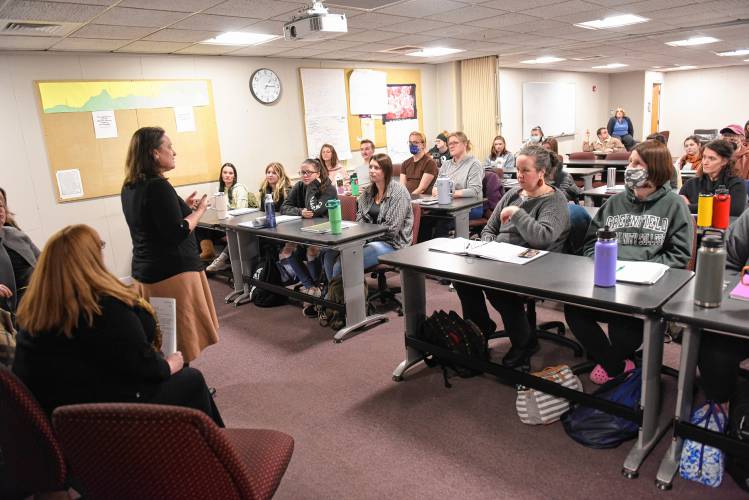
206, 162, 291, 273
564, 140, 693, 384
607, 107, 636, 151
0, 195, 39, 314
679, 139, 747, 217
454, 145, 570, 371
483, 135, 515, 175
542, 137, 580, 202
322, 154, 413, 280
400, 130, 438, 195
355, 139, 375, 188
320, 143, 348, 193
280, 158, 337, 301
697, 209, 749, 417
582, 127, 625, 153
428, 130, 451, 165
677, 135, 703, 172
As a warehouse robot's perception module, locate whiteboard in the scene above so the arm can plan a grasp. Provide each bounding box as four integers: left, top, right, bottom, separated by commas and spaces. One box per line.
522, 82, 575, 138
349, 69, 388, 115
299, 68, 352, 160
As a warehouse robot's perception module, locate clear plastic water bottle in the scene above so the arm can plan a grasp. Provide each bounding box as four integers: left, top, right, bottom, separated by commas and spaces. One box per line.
264, 193, 276, 228
594, 225, 617, 287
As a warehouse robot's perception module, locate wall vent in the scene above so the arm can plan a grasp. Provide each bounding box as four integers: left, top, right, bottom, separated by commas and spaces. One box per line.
0, 20, 80, 36
380, 45, 421, 54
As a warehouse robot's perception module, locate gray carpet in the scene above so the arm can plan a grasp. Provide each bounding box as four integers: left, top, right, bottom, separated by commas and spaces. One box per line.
194, 275, 745, 499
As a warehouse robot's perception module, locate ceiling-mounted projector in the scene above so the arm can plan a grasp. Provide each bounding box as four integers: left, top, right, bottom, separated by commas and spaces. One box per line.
283, 1, 347, 41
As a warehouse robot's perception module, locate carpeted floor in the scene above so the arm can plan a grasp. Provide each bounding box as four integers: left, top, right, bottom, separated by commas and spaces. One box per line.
194, 275, 745, 499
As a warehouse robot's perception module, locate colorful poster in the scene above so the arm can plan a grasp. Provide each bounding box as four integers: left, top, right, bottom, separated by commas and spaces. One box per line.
384, 84, 417, 122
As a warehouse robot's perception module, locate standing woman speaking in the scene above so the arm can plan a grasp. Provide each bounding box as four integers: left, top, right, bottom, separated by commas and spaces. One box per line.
121, 127, 219, 363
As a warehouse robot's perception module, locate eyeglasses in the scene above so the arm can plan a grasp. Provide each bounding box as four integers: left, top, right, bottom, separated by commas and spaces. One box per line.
299, 170, 319, 176
408, 141, 424, 146
447, 141, 460, 146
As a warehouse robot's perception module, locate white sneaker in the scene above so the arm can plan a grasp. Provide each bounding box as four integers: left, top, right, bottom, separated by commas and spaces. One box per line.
302, 286, 322, 298
206, 254, 230, 272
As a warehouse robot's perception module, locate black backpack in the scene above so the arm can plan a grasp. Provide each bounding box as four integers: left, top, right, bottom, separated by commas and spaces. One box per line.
417, 310, 489, 387
726, 381, 749, 492
250, 254, 288, 308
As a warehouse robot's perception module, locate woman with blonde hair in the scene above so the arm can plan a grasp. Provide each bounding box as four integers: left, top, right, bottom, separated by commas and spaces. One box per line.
12, 224, 223, 425
607, 107, 635, 151
121, 126, 218, 363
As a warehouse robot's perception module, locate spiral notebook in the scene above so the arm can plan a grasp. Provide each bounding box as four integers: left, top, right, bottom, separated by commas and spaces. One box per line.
729, 281, 749, 301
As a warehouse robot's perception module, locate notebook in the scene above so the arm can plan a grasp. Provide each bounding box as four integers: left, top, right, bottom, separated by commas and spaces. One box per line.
149, 297, 176, 356
300, 221, 357, 233
729, 281, 749, 301
227, 207, 259, 216
615, 261, 669, 285
428, 237, 547, 265
238, 215, 301, 228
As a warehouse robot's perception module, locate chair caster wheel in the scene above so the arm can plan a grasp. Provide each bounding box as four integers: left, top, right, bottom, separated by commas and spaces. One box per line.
392, 375, 403, 382
655, 480, 672, 490
333, 339, 342, 344
621, 468, 638, 479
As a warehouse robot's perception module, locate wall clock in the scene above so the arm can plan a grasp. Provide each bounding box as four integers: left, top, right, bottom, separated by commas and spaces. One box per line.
250, 68, 281, 105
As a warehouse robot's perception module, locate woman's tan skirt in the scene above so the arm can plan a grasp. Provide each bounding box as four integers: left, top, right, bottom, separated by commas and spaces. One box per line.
134, 271, 219, 363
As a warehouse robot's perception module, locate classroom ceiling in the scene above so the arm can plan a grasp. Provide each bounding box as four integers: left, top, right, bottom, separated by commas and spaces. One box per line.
0, 0, 748, 73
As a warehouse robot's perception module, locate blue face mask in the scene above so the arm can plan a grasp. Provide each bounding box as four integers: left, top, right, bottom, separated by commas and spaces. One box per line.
409, 143, 420, 155
529, 135, 541, 143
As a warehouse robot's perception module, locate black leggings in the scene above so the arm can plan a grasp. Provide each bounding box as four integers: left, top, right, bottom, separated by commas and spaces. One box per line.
145, 367, 224, 427
698, 332, 749, 403
417, 214, 455, 242
564, 305, 642, 375
454, 283, 534, 348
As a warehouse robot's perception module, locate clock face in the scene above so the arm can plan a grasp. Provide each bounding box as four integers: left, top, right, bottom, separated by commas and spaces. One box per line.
250, 68, 281, 104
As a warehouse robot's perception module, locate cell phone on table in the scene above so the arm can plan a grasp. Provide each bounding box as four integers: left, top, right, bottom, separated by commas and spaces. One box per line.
519, 248, 539, 259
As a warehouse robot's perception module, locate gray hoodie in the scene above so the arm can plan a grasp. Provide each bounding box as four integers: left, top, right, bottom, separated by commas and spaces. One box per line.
583, 185, 693, 268
438, 155, 483, 198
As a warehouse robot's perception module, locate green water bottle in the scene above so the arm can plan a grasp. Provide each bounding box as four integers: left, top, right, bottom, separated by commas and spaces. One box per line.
326, 199, 342, 234
350, 172, 359, 196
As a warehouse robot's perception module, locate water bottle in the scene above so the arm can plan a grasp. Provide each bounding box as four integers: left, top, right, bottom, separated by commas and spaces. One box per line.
606, 167, 617, 188
694, 235, 726, 308
350, 172, 359, 196
264, 193, 276, 228
326, 199, 342, 235
594, 225, 617, 287
697, 193, 713, 228
712, 186, 731, 229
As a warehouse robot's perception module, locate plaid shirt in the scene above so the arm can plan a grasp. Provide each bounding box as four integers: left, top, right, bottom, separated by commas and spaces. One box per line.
357, 181, 413, 249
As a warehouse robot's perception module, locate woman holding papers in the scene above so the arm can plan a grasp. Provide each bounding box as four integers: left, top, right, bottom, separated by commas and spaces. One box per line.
12, 225, 224, 426
280, 158, 337, 302
679, 139, 747, 216
483, 135, 515, 174
121, 127, 218, 363
322, 154, 413, 280
564, 140, 693, 384
454, 145, 570, 371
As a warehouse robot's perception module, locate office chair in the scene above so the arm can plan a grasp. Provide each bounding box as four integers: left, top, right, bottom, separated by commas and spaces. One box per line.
605, 151, 630, 161
52, 403, 294, 500
568, 151, 595, 160
694, 129, 718, 141
469, 170, 504, 238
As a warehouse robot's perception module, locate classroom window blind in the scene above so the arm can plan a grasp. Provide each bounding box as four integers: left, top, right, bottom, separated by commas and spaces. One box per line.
460, 56, 498, 161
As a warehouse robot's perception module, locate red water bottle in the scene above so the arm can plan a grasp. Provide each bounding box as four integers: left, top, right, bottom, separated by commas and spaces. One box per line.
712, 186, 731, 229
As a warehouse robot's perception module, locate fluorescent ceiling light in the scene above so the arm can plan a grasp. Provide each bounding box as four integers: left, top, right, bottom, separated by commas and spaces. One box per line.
661, 65, 698, 71
520, 56, 565, 64
200, 32, 278, 46
575, 14, 649, 30
592, 63, 628, 69
716, 48, 749, 56
665, 36, 720, 47
407, 47, 463, 57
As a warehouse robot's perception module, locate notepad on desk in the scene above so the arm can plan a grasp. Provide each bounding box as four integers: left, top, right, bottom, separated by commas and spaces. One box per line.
300, 221, 357, 233
615, 260, 669, 285
729, 281, 749, 301
238, 215, 301, 228
414, 197, 439, 206
227, 207, 259, 216
428, 237, 547, 265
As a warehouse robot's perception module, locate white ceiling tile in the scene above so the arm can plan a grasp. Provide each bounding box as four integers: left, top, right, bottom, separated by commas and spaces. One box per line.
386, 33, 441, 45
426, 5, 502, 23
385, 18, 454, 33
71, 24, 155, 40
223, 44, 289, 56
94, 7, 188, 28
144, 29, 222, 42
0, 1, 106, 23
118, 0, 226, 12
274, 46, 332, 57
479, 0, 560, 12
115, 40, 193, 53
334, 29, 398, 42
312, 49, 367, 60
173, 43, 242, 54
205, 0, 305, 19
243, 19, 286, 35
36, 0, 115, 4
169, 13, 258, 31
466, 12, 542, 29
0, 35, 60, 49
378, 0, 466, 17
49, 37, 126, 51
346, 12, 411, 29
521, 0, 602, 18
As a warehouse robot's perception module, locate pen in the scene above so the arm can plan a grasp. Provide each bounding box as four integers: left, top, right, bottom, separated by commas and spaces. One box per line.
616, 265, 625, 272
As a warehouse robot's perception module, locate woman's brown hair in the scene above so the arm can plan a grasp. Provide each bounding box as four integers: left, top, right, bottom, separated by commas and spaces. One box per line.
698, 139, 737, 178
17, 224, 152, 338
633, 140, 673, 188
260, 162, 292, 203
369, 153, 393, 198
0, 187, 19, 229
490, 135, 508, 160
123, 127, 165, 186
319, 143, 339, 170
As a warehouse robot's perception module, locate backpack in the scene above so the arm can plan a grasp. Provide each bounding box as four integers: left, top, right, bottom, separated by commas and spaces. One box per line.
318, 278, 371, 331
516, 365, 583, 425
725, 382, 749, 492
250, 254, 288, 308
417, 310, 489, 388
0, 308, 16, 368
679, 402, 727, 487
560, 368, 642, 448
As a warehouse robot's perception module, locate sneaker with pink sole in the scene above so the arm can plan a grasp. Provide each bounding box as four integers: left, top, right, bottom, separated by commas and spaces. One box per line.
590, 359, 635, 385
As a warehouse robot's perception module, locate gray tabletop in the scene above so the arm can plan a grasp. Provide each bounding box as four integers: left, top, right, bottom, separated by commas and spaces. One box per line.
581, 185, 624, 198
223, 216, 386, 246
198, 208, 261, 229
415, 195, 484, 213
564, 159, 630, 167
663, 272, 749, 337
564, 167, 603, 176
378, 242, 693, 314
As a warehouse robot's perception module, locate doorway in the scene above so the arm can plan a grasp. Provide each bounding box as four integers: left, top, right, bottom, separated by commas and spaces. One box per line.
650, 83, 661, 134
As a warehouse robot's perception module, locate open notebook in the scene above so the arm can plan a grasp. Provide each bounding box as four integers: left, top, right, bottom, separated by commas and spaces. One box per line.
428, 237, 547, 265
238, 215, 301, 228
300, 221, 357, 233
615, 261, 669, 285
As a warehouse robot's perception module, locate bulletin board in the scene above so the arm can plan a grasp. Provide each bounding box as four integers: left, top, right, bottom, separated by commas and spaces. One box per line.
35, 79, 221, 203
343, 68, 423, 151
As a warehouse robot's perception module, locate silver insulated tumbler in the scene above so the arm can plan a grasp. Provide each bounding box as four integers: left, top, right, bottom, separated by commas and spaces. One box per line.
694, 235, 726, 308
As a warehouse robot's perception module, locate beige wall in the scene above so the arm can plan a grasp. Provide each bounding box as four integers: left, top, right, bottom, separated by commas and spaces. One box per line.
498, 67, 611, 156
608, 71, 645, 142
435, 61, 461, 134
0, 51, 440, 278
660, 65, 749, 158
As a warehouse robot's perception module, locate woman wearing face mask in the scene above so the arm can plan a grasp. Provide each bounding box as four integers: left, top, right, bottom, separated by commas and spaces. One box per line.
679, 139, 746, 216
564, 140, 693, 384
484, 135, 516, 175
523, 126, 544, 149
607, 107, 635, 151
428, 130, 452, 165
400, 131, 438, 195
280, 159, 337, 303
677, 135, 703, 172
454, 145, 570, 371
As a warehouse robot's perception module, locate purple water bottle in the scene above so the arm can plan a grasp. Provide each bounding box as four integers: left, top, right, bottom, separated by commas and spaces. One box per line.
594, 225, 617, 287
